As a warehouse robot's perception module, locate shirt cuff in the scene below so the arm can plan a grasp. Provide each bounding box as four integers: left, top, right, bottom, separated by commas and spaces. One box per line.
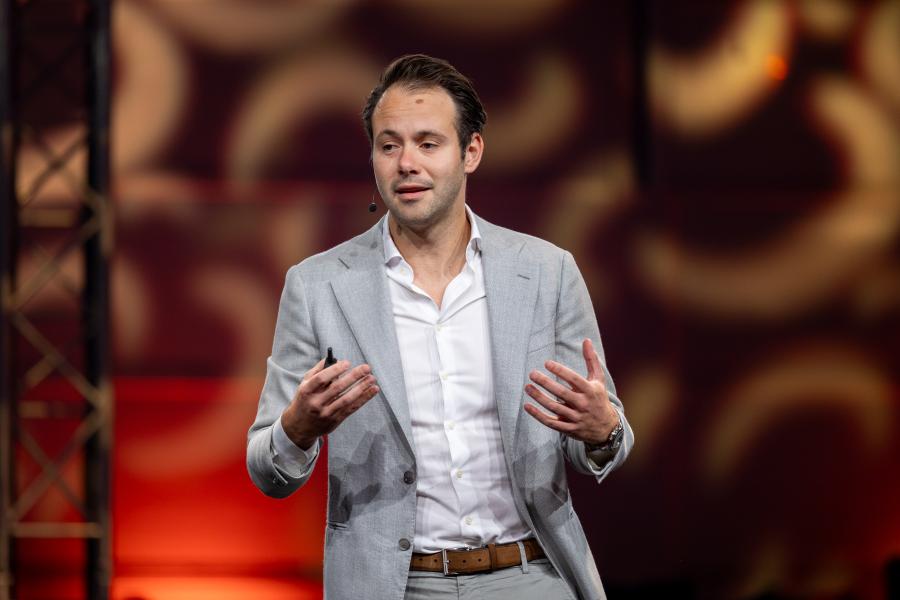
586, 445, 616, 470
272, 416, 319, 479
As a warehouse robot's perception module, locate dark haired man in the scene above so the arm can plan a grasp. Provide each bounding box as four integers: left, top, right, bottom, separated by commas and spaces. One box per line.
248, 54, 632, 599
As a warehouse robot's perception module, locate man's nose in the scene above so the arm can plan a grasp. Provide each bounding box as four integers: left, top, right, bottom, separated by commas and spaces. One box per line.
397, 146, 418, 175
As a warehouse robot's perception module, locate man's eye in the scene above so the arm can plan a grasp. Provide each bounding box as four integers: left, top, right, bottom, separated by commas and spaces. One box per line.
382, 144, 397, 152
421, 142, 437, 150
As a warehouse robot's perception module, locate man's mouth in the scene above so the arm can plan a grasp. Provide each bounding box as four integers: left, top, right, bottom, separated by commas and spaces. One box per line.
395, 184, 431, 197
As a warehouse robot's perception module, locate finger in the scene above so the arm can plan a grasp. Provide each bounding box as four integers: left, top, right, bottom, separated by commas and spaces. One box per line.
324, 364, 374, 403
523, 402, 577, 434
527, 371, 583, 409
339, 384, 379, 419
324, 380, 379, 420
583, 339, 603, 381
544, 360, 593, 395
525, 384, 580, 422
306, 360, 351, 390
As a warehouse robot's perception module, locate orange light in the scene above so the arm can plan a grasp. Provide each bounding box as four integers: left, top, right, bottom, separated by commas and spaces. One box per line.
766, 54, 789, 81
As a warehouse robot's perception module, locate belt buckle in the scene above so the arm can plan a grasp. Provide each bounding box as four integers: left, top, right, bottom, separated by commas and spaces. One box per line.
441, 545, 472, 576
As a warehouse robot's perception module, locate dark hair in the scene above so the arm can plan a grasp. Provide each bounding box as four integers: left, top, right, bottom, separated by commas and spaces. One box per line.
362, 54, 487, 155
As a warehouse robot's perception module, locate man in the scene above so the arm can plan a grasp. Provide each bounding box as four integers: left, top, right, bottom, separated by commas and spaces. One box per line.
247, 54, 633, 599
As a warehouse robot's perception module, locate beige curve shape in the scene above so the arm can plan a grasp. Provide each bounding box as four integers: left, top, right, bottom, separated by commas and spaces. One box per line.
482, 53, 584, 172
17, 1, 187, 191
148, 0, 358, 55
649, 0, 791, 138
733, 539, 854, 598
227, 46, 379, 187
262, 200, 325, 275
704, 343, 892, 484
385, 0, 566, 34
732, 540, 854, 599
111, 255, 152, 365
113, 0, 188, 173
634, 77, 900, 319
104, 176, 202, 365
613, 365, 677, 470
120, 267, 277, 478
852, 261, 900, 318
798, 0, 858, 41
730, 536, 789, 600
539, 151, 634, 308
860, 0, 900, 110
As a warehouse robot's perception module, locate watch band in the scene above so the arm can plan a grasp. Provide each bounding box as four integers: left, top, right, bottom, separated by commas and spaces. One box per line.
586, 421, 623, 453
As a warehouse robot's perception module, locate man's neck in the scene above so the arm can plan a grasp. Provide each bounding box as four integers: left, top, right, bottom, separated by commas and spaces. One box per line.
388, 204, 471, 284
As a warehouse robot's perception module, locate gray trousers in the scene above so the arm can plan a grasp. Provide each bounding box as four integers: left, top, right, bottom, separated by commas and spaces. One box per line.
404, 559, 576, 600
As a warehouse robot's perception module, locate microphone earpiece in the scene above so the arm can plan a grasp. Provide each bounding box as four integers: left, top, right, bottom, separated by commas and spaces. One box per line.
368, 193, 377, 213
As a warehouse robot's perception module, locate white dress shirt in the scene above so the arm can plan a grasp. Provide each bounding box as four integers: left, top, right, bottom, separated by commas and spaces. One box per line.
381, 207, 532, 553
271, 206, 533, 553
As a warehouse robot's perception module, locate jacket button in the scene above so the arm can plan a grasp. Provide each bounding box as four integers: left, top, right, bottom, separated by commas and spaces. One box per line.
399, 538, 411, 551
403, 470, 415, 484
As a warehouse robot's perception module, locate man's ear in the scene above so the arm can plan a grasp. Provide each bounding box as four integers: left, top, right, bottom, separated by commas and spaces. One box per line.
463, 133, 484, 174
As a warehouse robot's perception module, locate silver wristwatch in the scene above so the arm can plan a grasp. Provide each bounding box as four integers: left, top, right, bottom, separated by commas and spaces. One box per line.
586, 421, 624, 453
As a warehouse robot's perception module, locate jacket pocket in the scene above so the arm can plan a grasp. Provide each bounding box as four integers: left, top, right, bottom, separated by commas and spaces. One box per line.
526, 321, 554, 354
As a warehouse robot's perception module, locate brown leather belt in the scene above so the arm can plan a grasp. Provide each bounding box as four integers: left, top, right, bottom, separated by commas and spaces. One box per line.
410, 539, 545, 575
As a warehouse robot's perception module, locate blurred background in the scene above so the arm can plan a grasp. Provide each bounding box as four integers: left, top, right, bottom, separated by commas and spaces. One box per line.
2, 0, 900, 598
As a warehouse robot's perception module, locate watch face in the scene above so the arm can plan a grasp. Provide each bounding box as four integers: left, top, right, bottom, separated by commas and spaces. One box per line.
608, 423, 624, 449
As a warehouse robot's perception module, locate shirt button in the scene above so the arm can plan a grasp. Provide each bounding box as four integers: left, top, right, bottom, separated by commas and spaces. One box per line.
440, 372, 448, 381
447, 421, 455, 430
399, 538, 411, 551
455, 470, 463, 479
464, 517, 473, 526
403, 470, 415, 484
435, 324, 443, 332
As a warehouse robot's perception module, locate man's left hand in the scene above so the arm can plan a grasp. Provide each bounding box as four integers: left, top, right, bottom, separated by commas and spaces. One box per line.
524, 338, 619, 445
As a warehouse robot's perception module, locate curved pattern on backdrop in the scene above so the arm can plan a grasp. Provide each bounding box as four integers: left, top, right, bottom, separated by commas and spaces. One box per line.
649, 0, 792, 137
226, 45, 379, 187
121, 266, 277, 477
114, 0, 188, 173
384, 0, 567, 35
859, 0, 900, 111
481, 53, 586, 172
634, 77, 900, 318
703, 343, 893, 483
147, 0, 360, 55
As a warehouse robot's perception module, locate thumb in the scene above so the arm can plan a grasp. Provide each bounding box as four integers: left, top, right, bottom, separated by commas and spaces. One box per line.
583, 338, 602, 381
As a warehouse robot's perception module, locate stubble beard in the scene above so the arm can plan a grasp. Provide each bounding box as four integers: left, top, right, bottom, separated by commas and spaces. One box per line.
380, 171, 465, 234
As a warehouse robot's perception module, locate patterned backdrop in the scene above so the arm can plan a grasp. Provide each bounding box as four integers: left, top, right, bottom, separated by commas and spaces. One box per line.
12, 0, 900, 598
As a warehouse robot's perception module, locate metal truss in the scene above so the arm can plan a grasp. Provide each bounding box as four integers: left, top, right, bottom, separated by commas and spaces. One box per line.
1, 0, 112, 598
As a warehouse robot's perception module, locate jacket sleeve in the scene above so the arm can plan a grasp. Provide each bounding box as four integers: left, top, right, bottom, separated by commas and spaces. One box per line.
246, 265, 322, 498
553, 251, 634, 480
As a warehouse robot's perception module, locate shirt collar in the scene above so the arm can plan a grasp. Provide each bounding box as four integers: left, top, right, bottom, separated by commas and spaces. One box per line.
382, 205, 482, 267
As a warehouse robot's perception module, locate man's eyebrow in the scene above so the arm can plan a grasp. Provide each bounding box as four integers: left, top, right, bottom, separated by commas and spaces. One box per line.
375, 129, 448, 140
375, 129, 400, 140
414, 130, 448, 140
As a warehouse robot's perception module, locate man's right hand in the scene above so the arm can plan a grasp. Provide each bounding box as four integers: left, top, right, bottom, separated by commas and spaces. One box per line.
281, 358, 379, 450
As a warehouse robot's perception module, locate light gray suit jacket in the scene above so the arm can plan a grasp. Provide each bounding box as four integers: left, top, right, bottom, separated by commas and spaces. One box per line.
247, 213, 633, 600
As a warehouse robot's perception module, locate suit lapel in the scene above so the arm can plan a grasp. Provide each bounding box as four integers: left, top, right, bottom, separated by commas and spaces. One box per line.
330, 221, 415, 457
328, 214, 540, 461
479, 219, 540, 458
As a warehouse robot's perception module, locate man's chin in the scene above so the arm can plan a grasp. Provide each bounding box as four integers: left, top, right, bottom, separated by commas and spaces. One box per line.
389, 209, 431, 229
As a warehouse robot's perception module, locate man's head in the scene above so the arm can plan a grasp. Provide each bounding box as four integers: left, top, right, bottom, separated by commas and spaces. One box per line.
362, 54, 487, 156
365, 55, 486, 233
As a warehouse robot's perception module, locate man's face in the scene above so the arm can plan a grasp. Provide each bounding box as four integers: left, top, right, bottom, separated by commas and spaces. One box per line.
371, 85, 482, 232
